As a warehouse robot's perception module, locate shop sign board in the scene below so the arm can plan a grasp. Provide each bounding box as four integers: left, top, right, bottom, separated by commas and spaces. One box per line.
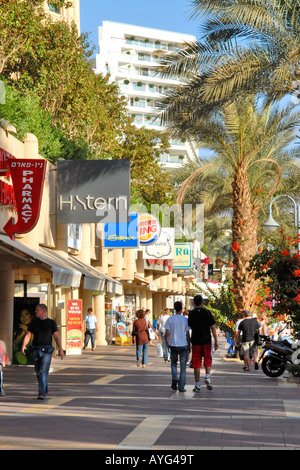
0, 180, 16, 206
104, 212, 138, 248
66, 299, 82, 356
103, 213, 163, 249
3, 159, 46, 240
0, 147, 16, 206
143, 228, 174, 259
138, 213, 160, 245
57, 160, 130, 224
0, 147, 15, 177
173, 243, 193, 268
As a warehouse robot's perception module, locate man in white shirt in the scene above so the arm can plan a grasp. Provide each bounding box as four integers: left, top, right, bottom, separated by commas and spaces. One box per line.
165, 301, 190, 392
158, 308, 171, 362
83, 308, 98, 351
275, 314, 293, 343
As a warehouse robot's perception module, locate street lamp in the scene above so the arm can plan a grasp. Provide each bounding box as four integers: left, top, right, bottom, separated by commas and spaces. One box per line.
262, 195, 300, 252
255, 242, 274, 254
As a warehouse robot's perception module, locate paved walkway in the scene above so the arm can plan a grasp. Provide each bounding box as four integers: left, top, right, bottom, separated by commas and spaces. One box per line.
0, 335, 300, 450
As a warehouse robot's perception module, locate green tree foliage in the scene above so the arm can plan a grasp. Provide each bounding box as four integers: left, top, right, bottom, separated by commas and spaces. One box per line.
160, 0, 300, 121
0, 83, 62, 159
173, 97, 300, 312
0, 0, 174, 207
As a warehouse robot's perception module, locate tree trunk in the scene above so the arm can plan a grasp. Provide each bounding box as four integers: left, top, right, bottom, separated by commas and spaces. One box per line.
232, 166, 258, 315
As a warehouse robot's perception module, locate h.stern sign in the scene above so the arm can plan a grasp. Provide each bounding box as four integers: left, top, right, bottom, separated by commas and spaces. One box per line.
57, 160, 130, 224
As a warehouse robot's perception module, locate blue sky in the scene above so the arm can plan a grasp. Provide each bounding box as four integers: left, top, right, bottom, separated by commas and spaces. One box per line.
79, 0, 201, 55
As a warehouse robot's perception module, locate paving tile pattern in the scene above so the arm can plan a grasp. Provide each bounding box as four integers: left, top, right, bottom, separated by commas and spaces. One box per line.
0, 335, 299, 450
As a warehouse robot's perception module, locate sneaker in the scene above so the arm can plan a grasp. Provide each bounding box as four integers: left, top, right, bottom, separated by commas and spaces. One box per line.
137, 358, 141, 367
171, 379, 178, 390
37, 394, 45, 400
178, 388, 186, 392
193, 385, 201, 392
205, 378, 213, 390
0, 390, 5, 397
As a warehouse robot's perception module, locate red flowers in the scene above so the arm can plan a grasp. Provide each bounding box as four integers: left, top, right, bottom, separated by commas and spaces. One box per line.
293, 270, 300, 277
293, 293, 300, 304
281, 249, 289, 257
232, 242, 241, 252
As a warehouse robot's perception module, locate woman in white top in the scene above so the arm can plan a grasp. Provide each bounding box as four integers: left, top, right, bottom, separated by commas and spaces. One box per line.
275, 314, 293, 343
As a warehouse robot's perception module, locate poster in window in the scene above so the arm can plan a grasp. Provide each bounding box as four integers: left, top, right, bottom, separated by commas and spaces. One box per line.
13, 297, 40, 365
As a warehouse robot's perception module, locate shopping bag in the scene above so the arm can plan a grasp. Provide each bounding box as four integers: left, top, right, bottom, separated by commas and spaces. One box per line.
156, 342, 163, 358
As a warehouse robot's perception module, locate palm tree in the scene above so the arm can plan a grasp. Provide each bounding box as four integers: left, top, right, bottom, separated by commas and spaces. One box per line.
174, 97, 300, 313
160, 0, 300, 128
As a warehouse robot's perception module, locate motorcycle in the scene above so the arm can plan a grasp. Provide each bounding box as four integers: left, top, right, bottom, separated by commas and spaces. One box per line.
258, 334, 297, 377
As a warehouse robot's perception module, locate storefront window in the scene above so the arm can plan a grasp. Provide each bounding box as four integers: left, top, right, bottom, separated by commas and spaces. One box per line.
14, 281, 49, 303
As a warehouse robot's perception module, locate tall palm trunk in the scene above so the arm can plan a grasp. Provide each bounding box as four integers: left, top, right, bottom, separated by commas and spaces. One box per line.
232, 164, 258, 314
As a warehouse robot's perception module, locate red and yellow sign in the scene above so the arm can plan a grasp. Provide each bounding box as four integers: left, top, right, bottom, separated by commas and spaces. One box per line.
66, 299, 82, 355
3, 159, 46, 240
138, 213, 160, 245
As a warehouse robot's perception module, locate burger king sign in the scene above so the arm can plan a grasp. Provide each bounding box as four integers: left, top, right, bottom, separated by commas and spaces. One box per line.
138, 214, 160, 245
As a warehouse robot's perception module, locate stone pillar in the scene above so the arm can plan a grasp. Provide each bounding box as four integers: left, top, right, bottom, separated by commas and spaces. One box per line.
56, 224, 68, 258
0, 263, 14, 364
80, 288, 93, 320
94, 294, 106, 345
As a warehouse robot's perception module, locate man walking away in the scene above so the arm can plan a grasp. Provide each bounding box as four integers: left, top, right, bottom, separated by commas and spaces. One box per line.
238, 310, 260, 371
188, 295, 219, 392
21, 304, 64, 400
165, 301, 190, 392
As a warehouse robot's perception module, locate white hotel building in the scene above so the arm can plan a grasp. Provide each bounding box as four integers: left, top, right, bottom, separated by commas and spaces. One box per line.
95, 21, 199, 170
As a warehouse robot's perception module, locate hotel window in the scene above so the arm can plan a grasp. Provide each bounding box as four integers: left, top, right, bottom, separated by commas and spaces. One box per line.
133, 114, 143, 124
48, 3, 60, 13
138, 53, 151, 62
125, 37, 139, 47
133, 82, 146, 91
130, 98, 146, 107
139, 67, 149, 77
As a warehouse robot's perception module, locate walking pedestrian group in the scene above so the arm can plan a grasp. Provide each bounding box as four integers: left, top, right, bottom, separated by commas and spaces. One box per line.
136, 294, 219, 393
2, 296, 288, 400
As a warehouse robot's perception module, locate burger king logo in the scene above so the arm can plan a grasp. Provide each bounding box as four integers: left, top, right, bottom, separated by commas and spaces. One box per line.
138, 214, 160, 245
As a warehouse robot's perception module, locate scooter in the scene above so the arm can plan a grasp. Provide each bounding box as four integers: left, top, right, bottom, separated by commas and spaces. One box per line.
258, 334, 296, 377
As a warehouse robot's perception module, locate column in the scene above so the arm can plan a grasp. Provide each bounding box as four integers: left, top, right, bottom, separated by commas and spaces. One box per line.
94, 294, 106, 345
0, 263, 14, 364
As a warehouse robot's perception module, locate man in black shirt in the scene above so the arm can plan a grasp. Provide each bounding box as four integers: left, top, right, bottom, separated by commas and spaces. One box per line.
22, 304, 64, 399
238, 310, 259, 371
188, 295, 218, 392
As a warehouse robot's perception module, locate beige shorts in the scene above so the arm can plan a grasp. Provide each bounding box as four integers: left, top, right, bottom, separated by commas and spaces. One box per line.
240, 341, 257, 357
